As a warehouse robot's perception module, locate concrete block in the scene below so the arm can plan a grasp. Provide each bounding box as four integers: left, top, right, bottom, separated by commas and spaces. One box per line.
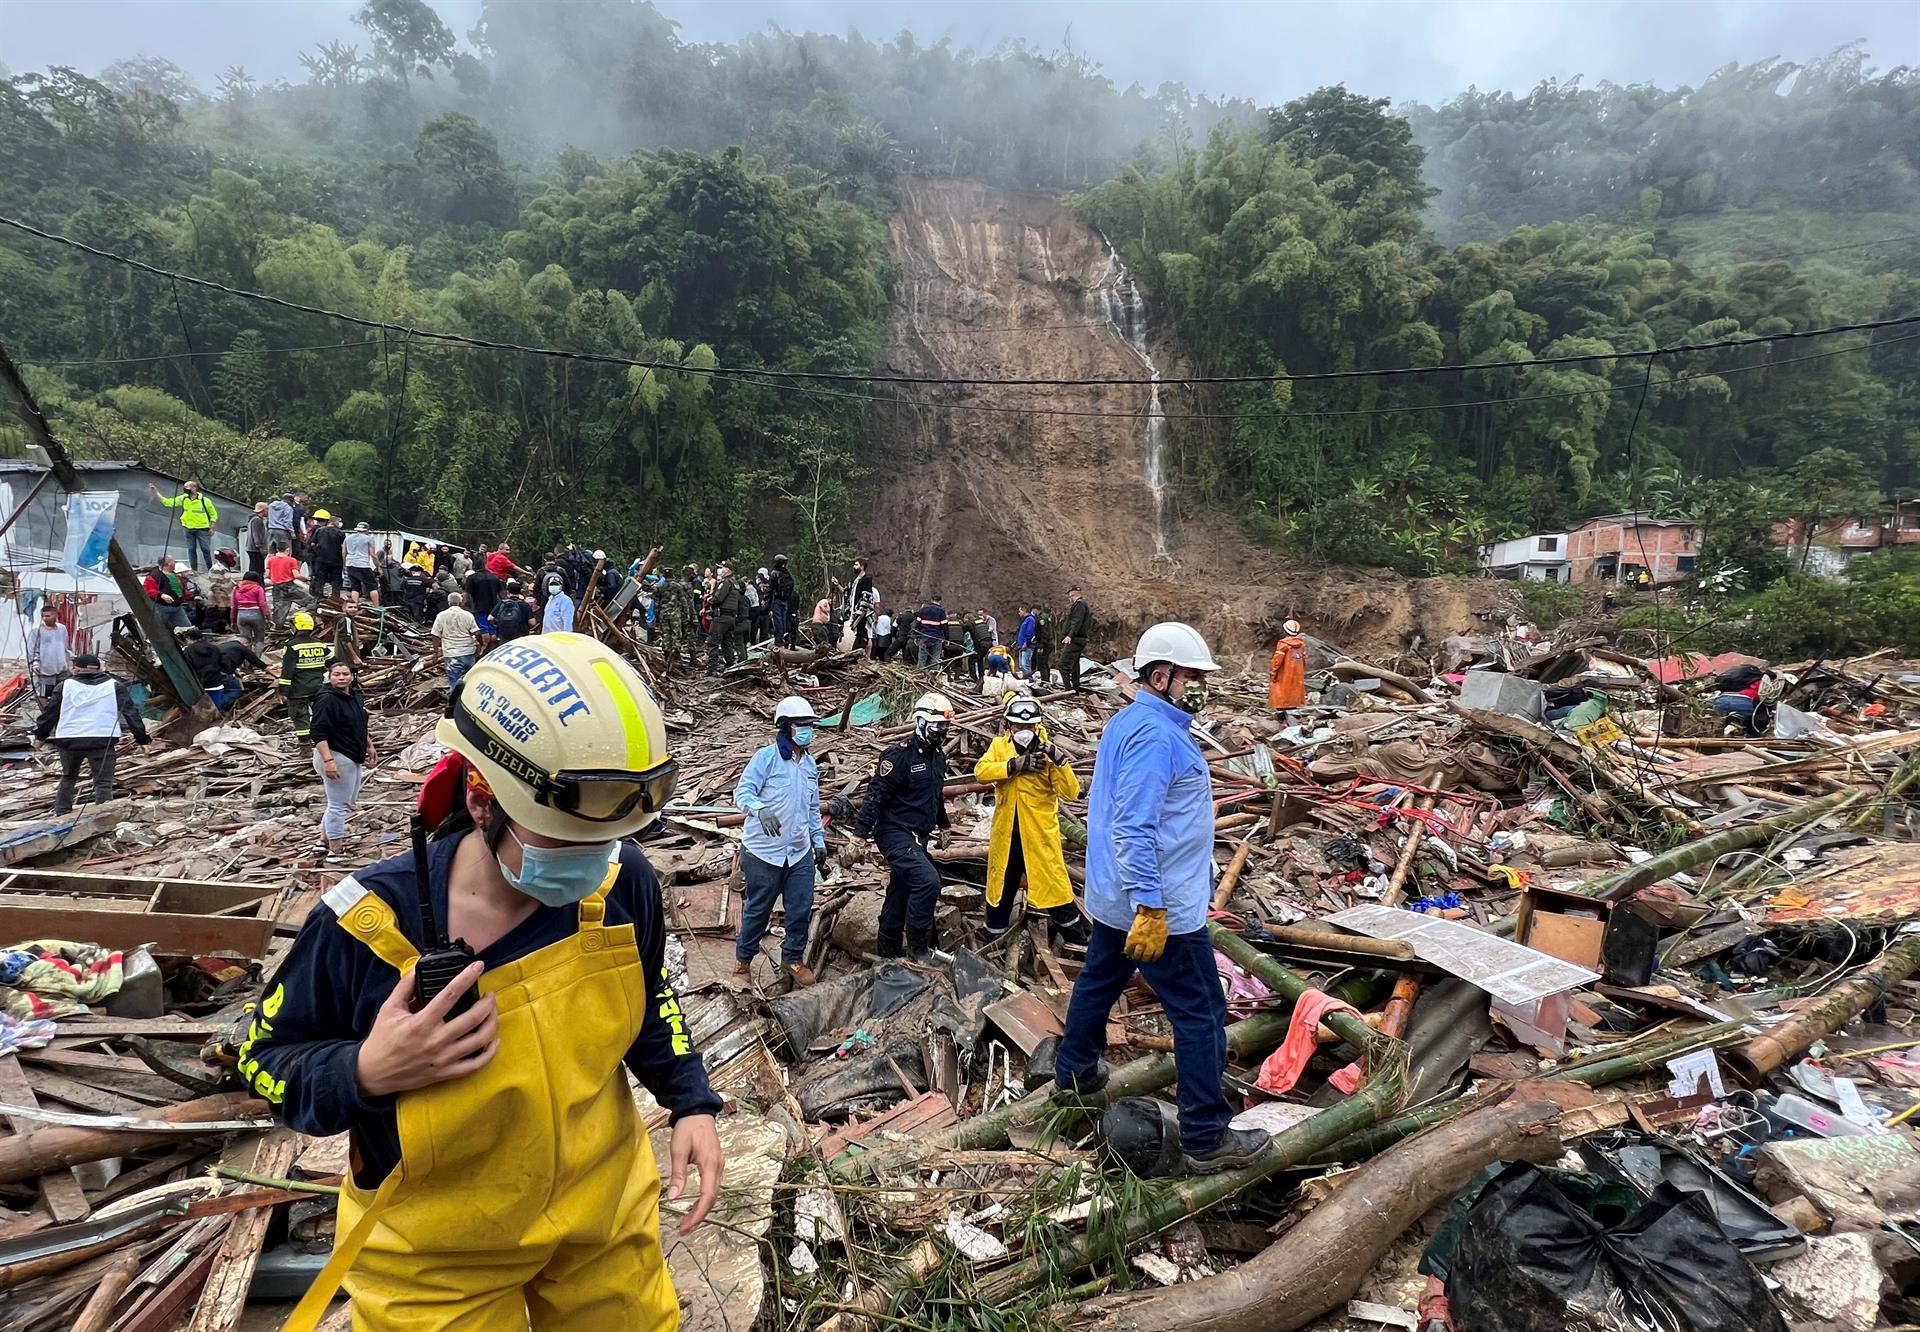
1458, 670, 1544, 720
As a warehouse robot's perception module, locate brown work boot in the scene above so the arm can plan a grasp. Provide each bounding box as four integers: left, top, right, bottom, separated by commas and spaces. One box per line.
786, 962, 816, 987
732, 961, 752, 977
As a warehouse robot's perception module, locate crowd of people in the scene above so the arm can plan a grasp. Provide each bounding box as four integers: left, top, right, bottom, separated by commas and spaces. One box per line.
118, 480, 1113, 865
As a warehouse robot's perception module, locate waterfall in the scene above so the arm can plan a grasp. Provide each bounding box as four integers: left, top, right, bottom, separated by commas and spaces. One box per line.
1093, 240, 1170, 560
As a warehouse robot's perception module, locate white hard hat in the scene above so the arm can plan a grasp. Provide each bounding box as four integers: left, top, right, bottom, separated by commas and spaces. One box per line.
912, 692, 956, 724
592, 549, 606, 560
1283, 619, 1302, 635
774, 695, 817, 724
1133, 622, 1219, 673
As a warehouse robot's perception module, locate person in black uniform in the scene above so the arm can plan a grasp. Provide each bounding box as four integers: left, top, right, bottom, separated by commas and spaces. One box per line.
770, 554, 798, 648
841, 691, 953, 960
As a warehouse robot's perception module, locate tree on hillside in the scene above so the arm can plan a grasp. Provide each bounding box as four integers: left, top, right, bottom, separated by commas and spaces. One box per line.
211, 329, 272, 433
1267, 85, 1433, 204
412, 113, 515, 226
1785, 447, 1882, 574
355, 0, 456, 88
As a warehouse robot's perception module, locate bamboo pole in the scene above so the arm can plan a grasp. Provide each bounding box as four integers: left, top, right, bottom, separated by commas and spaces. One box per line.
1580, 788, 1859, 897
1729, 933, 1920, 1080
1381, 796, 1434, 907
1210, 838, 1255, 912
836, 970, 1391, 1183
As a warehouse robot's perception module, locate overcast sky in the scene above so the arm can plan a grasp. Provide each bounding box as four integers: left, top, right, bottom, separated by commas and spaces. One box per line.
5, 0, 1915, 107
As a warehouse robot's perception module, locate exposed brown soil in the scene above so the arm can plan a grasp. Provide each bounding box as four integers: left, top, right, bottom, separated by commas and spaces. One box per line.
855, 178, 1505, 664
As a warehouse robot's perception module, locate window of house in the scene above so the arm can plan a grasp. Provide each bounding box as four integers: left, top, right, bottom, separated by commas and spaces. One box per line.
1675, 555, 1697, 573
1537, 536, 1559, 552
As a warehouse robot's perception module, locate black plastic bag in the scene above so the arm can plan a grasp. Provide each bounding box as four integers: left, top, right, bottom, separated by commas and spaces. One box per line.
1447, 1161, 1787, 1332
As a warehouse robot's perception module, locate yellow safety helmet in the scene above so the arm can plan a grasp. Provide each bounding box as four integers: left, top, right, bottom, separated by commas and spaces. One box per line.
312, 509, 333, 520
436, 632, 676, 840
291, 611, 317, 632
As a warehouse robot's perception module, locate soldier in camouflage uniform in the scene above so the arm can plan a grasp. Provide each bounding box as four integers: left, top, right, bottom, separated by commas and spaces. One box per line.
653, 568, 693, 666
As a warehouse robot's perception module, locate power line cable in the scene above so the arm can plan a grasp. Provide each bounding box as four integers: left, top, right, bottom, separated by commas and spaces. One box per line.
25, 318, 1920, 429
4, 211, 1919, 391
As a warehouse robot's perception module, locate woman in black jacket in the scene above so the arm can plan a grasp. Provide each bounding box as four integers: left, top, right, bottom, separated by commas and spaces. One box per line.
310, 662, 376, 861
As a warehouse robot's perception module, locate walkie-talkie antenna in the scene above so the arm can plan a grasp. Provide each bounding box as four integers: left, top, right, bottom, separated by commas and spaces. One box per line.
411, 814, 447, 947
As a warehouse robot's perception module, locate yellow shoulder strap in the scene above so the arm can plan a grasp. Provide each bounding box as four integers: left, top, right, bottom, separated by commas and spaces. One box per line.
325, 875, 421, 974
576, 866, 618, 928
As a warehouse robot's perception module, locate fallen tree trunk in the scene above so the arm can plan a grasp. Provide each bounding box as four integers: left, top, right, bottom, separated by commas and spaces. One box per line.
1075, 1093, 1567, 1332
0, 1093, 265, 1186
1730, 931, 1920, 1080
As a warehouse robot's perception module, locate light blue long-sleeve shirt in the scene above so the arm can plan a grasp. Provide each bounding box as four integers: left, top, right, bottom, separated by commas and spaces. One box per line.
1085, 691, 1215, 935
733, 740, 825, 867
1015, 614, 1037, 649
541, 591, 576, 633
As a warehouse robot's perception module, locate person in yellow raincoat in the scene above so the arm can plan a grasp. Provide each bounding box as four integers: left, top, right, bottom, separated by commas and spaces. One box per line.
241, 634, 723, 1331
973, 694, 1088, 945
1268, 618, 1308, 716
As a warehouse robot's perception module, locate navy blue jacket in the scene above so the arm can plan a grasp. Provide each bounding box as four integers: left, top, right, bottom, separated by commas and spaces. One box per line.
854, 734, 950, 839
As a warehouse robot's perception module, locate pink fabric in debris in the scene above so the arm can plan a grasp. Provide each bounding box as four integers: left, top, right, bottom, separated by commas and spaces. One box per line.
1255, 987, 1366, 1097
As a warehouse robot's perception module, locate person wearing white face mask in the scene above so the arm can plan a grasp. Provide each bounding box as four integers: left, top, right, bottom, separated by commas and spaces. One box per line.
240, 633, 722, 1332
974, 694, 1086, 945
732, 695, 828, 987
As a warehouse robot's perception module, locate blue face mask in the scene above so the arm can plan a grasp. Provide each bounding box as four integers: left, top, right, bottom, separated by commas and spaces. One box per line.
791, 725, 815, 748
500, 826, 616, 907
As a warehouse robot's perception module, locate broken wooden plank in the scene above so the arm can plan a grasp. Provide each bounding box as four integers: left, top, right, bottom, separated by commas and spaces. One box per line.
0, 1054, 89, 1224
0, 905, 272, 958
186, 1128, 300, 1332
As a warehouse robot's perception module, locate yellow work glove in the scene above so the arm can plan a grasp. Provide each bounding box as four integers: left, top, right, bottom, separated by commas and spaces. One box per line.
1123, 906, 1169, 963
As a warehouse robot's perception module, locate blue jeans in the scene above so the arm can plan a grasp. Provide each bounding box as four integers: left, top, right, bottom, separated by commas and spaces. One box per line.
1712, 694, 1758, 733
206, 672, 242, 713
184, 529, 212, 571
736, 849, 816, 965
445, 654, 476, 690
1056, 921, 1231, 1154
1018, 647, 1033, 676
916, 636, 944, 669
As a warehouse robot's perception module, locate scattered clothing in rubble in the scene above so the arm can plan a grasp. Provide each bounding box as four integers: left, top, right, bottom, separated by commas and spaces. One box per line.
0, 940, 127, 1020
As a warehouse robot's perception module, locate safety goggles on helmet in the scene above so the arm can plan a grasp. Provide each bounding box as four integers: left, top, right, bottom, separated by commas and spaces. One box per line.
1003, 696, 1043, 726
446, 685, 678, 824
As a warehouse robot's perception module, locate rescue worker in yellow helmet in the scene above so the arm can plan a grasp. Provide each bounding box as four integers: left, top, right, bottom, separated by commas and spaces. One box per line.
242, 633, 723, 1331
974, 694, 1087, 945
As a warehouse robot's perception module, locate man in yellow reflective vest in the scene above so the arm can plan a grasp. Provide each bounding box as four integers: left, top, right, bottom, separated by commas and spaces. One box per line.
149, 478, 219, 572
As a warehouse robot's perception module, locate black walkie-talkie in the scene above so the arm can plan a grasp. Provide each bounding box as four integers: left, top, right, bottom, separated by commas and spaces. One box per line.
407, 815, 479, 1016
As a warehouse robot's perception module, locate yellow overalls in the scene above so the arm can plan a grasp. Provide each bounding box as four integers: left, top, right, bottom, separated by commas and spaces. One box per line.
287, 871, 679, 1331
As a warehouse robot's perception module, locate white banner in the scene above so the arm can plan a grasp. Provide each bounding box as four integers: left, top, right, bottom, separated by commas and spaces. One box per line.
62, 491, 118, 579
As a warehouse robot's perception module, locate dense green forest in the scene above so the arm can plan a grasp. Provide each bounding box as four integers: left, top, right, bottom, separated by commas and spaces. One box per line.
0, 0, 1916, 643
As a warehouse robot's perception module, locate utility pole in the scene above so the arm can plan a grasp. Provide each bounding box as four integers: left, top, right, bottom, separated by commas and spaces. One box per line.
0, 340, 214, 724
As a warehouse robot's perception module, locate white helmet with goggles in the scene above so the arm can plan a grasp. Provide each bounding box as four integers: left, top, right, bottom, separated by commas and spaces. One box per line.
1003, 695, 1044, 727
912, 691, 955, 741
436, 633, 676, 840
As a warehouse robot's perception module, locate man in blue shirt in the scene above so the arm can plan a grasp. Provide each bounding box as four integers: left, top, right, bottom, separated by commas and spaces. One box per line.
733, 695, 829, 987
1054, 622, 1267, 1174
1014, 605, 1038, 678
